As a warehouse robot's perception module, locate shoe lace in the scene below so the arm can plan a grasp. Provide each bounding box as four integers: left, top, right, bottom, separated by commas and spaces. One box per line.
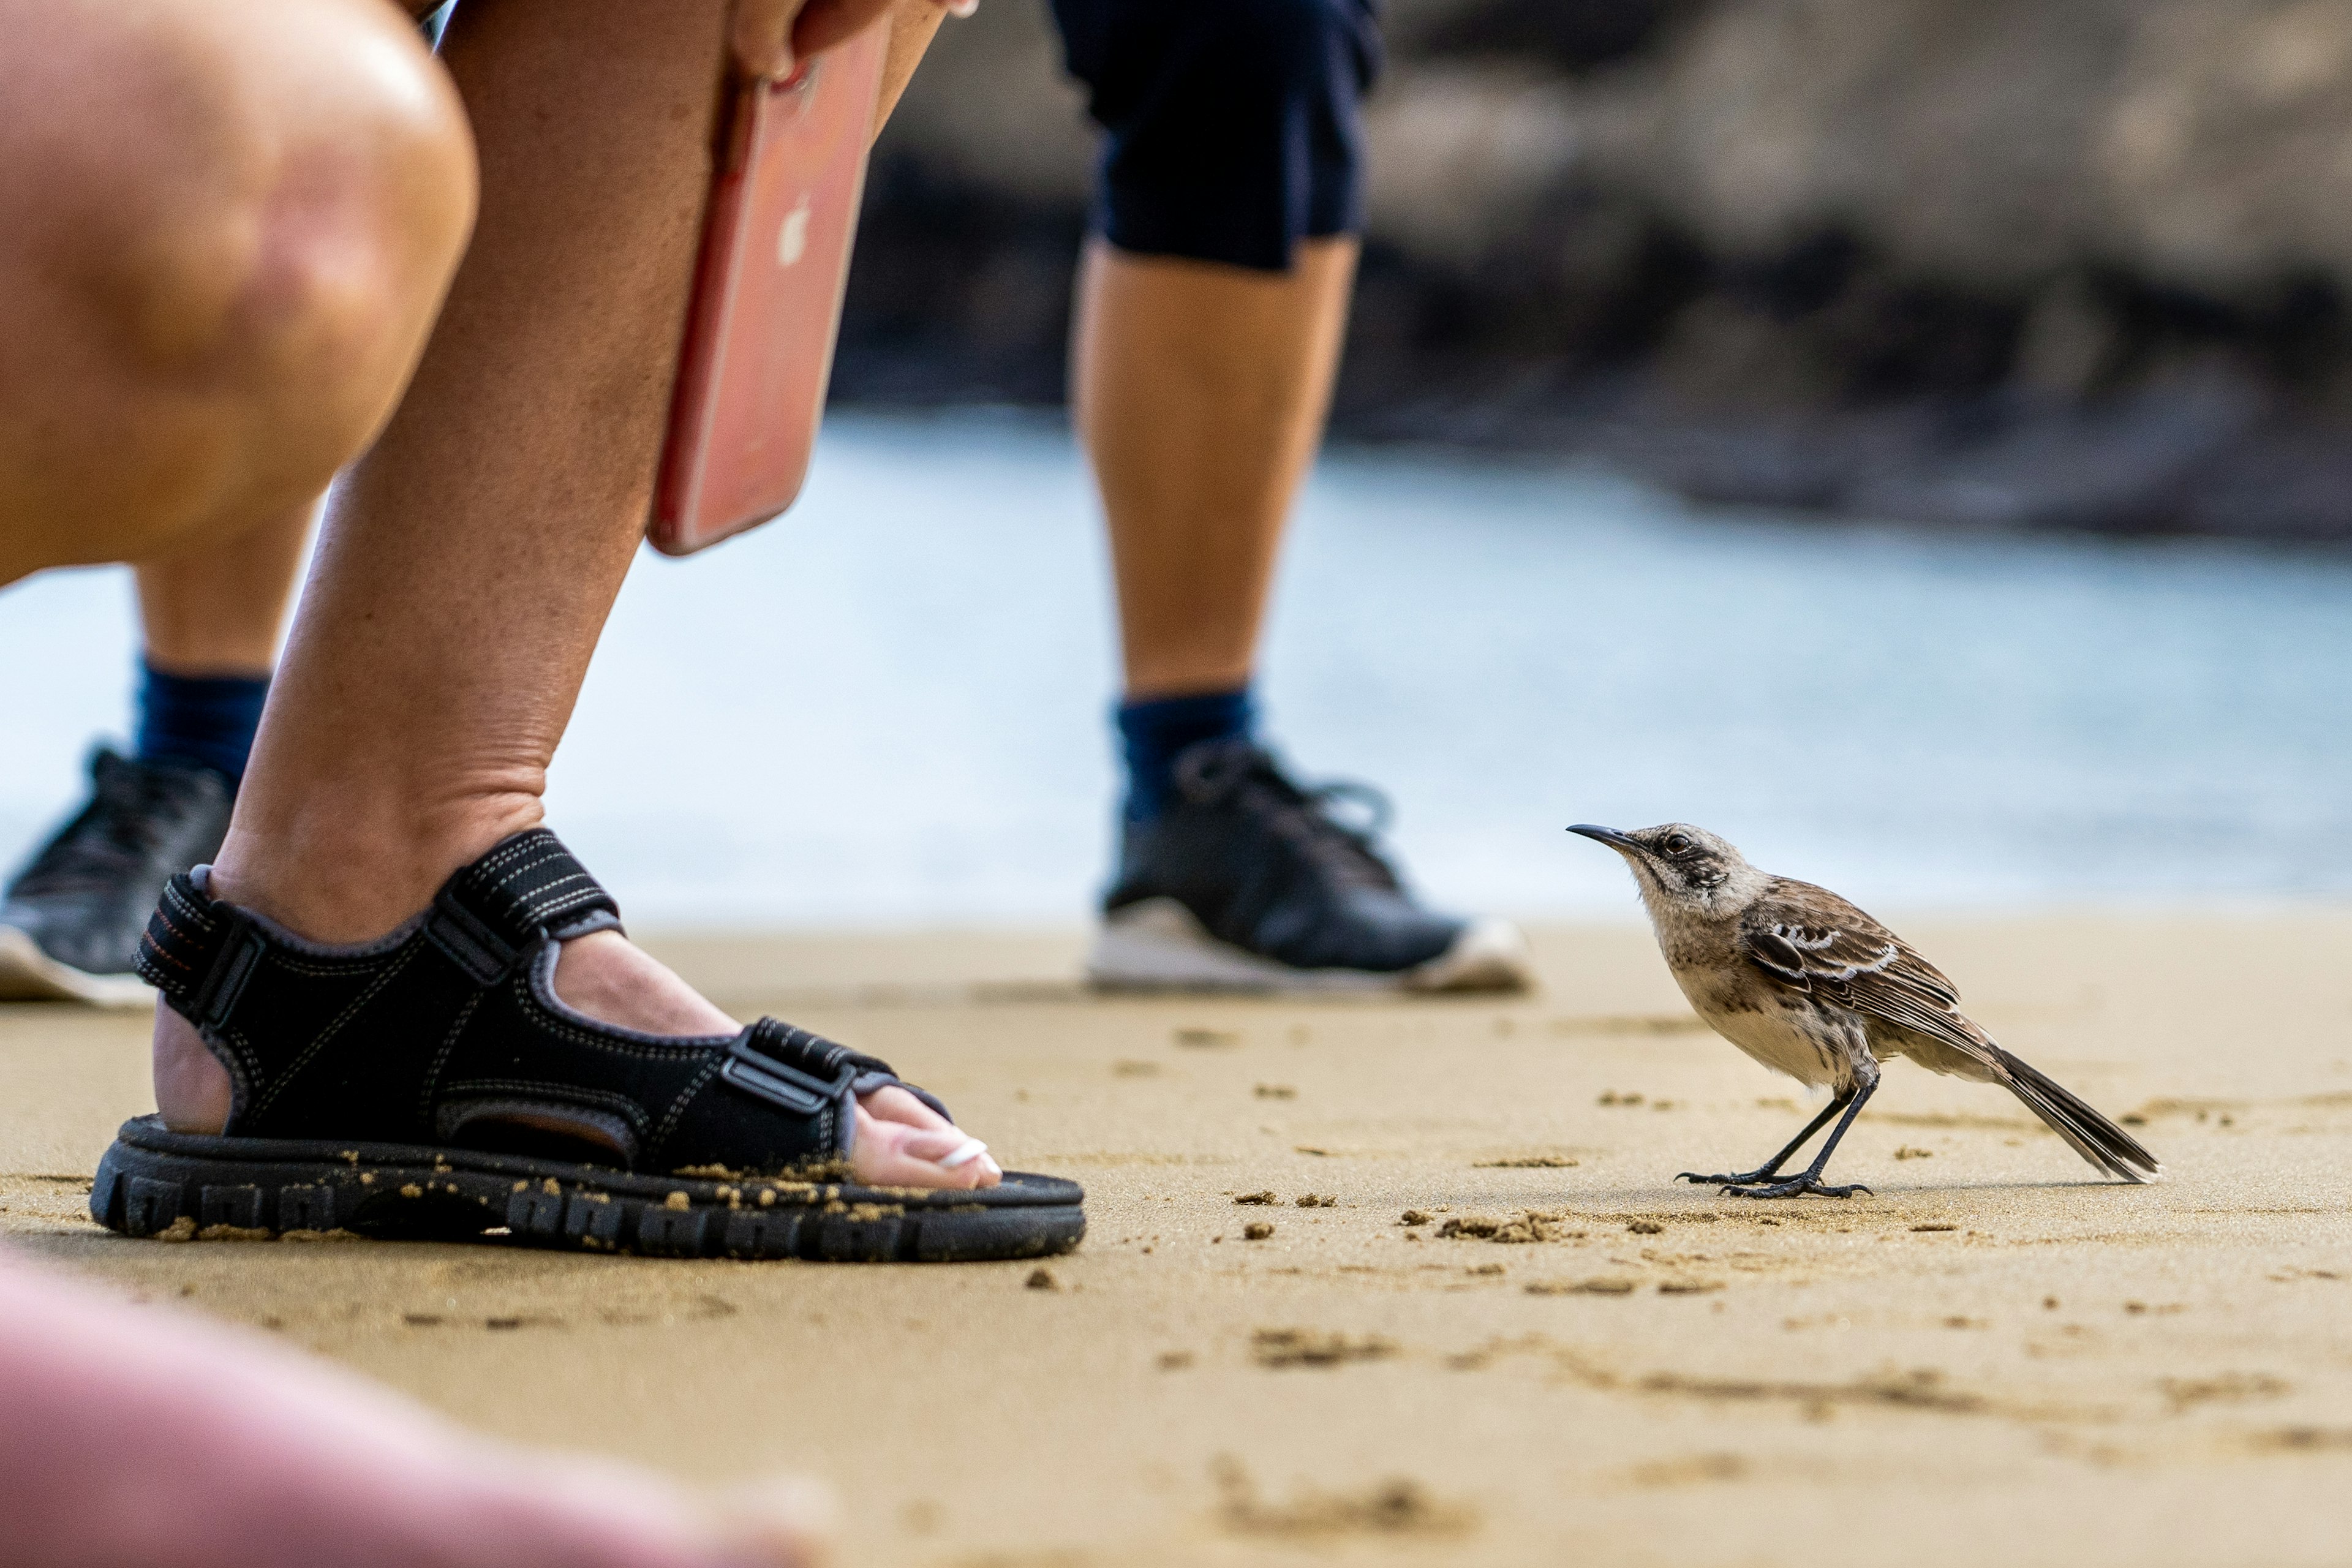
1172, 742, 1403, 892
10, 753, 193, 897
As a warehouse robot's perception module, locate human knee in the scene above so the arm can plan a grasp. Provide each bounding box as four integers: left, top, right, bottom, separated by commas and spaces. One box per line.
0, 1, 471, 575
21, 0, 473, 403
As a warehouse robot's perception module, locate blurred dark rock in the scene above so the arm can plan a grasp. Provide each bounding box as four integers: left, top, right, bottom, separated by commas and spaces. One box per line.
837, 0, 2352, 542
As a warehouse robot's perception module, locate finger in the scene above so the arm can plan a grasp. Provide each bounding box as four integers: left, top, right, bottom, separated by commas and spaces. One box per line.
729, 0, 797, 78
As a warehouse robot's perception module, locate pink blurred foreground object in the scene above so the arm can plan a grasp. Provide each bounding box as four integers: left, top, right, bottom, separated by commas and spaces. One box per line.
0, 1245, 830, 1568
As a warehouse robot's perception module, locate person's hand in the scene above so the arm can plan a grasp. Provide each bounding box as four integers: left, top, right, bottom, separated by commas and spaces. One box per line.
729, 0, 977, 81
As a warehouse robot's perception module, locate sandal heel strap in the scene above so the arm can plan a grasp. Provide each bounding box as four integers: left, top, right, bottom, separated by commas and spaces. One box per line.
136, 871, 228, 1008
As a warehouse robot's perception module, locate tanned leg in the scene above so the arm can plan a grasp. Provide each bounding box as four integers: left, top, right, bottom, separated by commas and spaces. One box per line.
153, 0, 995, 1189
135, 502, 314, 677
1072, 236, 1359, 700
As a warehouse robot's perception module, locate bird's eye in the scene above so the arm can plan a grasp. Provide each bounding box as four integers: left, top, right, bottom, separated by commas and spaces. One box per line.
1663, 834, 1693, 856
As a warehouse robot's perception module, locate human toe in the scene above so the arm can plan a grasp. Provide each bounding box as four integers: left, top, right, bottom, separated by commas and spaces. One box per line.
856, 1082, 950, 1130
850, 1104, 1001, 1188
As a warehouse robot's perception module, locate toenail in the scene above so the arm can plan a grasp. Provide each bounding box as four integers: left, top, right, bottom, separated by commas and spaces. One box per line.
937, 1137, 989, 1169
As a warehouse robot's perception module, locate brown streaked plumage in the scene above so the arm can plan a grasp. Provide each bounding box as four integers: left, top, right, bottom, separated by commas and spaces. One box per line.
1570, 822, 2159, 1198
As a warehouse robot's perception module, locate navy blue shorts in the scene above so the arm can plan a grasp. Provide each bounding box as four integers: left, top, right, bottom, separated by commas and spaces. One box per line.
1049, 0, 1383, 273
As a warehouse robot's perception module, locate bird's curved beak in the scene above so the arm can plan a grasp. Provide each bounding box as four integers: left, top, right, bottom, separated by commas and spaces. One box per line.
1567, 824, 1643, 855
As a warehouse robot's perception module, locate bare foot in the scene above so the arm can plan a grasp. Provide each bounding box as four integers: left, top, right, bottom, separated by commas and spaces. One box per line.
152, 927, 1001, 1191
549, 932, 1002, 1189
1, 1246, 831, 1568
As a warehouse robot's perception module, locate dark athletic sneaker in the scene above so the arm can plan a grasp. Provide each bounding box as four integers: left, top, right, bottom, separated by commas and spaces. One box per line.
1087, 739, 1533, 993
0, 748, 233, 1006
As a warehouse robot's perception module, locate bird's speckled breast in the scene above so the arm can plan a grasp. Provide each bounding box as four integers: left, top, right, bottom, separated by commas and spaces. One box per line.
1653, 916, 1861, 1091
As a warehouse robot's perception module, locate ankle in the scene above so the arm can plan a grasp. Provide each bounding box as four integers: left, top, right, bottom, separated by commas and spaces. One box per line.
1116, 684, 1256, 823
209, 790, 546, 943
134, 660, 271, 786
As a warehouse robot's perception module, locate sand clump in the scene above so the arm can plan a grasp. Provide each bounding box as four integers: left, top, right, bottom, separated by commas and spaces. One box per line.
1213, 1458, 1476, 1540
2159, 1374, 2288, 1411
1251, 1330, 1398, 1370
2254, 1427, 2352, 1453
1526, 1278, 1637, 1297
1436, 1210, 1583, 1244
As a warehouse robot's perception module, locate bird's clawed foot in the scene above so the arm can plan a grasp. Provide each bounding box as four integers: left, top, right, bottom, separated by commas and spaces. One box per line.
1721, 1174, 1872, 1200
1676, 1169, 1784, 1187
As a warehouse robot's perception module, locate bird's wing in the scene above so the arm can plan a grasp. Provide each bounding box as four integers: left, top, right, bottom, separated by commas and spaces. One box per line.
1739, 879, 1993, 1060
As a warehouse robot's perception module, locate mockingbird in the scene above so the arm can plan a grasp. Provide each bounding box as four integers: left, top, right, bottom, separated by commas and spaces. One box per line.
1570, 822, 2159, 1198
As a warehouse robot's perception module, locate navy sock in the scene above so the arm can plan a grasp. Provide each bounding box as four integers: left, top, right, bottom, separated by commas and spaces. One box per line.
135, 661, 270, 786
1117, 686, 1255, 823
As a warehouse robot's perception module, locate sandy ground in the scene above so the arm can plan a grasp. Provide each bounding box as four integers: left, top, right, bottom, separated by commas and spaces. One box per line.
6, 918, 2351, 1566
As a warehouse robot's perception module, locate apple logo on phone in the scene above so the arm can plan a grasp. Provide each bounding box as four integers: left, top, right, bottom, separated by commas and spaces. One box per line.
778, 199, 811, 268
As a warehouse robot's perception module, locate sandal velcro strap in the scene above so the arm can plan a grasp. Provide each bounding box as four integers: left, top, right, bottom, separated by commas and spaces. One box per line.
723, 1020, 881, 1115
723, 1020, 954, 1132
426, 828, 621, 983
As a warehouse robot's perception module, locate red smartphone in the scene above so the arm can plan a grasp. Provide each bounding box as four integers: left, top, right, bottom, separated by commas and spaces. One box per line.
649, 28, 887, 556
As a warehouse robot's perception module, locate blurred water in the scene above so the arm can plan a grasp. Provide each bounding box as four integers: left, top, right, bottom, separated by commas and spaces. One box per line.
7, 409, 2352, 925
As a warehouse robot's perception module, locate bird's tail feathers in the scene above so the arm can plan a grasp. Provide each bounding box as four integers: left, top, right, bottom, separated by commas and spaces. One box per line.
1992, 1048, 2159, 1183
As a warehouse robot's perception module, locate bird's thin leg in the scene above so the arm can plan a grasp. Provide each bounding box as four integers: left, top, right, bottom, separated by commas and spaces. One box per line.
1677, 1092, 1852, 1188
1724, 1079, 1880, 1199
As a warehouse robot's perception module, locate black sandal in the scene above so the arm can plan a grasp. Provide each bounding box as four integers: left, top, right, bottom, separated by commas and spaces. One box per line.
95, 829, 1084, 1262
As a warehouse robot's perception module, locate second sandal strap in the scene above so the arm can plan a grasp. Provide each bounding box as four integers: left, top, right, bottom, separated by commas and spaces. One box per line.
722, 1019, 875, 1116
426, 829, 621, 984
723, 1018, 952, 1128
